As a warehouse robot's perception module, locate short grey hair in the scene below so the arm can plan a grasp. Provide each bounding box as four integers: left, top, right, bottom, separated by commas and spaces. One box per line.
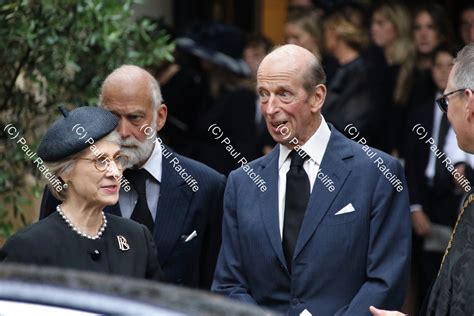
452, 43, 474, 90
99, 65, 163, 111
150, 75, 163, 109
302, 58, 326, 93
44, 131, 121, 201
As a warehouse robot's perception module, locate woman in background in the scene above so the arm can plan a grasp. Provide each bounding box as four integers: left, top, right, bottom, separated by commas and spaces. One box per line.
285, 8, 339, 82
322, 4, 376, 142
370, 0, 415, 155
285, 8, 323, 59
412, 4, 451, 72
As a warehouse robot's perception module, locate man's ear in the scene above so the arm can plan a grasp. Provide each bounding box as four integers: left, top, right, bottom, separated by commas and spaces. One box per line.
465, 89, 474, 122
156, 104, 168, 132
310, 84, 327, 113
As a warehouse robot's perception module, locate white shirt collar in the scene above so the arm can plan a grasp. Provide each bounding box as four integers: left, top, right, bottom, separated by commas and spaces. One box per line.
141, 141, 162, 183
278, 116, 331, 169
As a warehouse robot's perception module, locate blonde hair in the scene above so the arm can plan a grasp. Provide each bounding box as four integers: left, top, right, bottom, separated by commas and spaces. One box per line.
374, 1, 416, 105
324, 7, 368, 52
287, 9, 323, 57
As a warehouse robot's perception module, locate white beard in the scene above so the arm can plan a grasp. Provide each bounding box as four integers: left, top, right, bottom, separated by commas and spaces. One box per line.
121, 121, 157, 168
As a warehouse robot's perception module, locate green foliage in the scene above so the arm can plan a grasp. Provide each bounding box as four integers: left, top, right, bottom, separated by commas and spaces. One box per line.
0, 0, 174, 238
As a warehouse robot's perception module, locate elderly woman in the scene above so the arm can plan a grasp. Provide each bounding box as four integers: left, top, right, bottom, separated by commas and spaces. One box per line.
0, 106, 162, 281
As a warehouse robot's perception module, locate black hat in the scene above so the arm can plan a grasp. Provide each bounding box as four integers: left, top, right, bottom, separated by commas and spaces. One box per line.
37, 106, 118, 162
176, 22, 251, 76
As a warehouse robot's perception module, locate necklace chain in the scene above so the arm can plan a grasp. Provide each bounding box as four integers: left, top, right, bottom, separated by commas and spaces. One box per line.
438, 193, 474, 275
56, 205, 107, 240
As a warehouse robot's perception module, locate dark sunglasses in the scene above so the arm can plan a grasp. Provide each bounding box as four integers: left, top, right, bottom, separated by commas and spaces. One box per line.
435, 89, 465, 113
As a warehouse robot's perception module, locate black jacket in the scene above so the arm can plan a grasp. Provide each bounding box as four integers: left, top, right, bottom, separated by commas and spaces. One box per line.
1, 212, 163, 280
323, 56, 376, 144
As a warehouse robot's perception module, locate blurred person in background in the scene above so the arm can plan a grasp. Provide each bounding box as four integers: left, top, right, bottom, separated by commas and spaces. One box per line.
398, 4, 454, 158
412, 4, 452, 72
322, 3, 376, 143
149, 20, 207, 157
288, 0, 320, 14
243, 34, 273, 79
369, 0, 415, 156
1, 106, 163, 281
285, 7, 340, 86
459, 3, 474, 45
177, 22, 264, 175
285, 8, 323, 60
243, 33, 275, 155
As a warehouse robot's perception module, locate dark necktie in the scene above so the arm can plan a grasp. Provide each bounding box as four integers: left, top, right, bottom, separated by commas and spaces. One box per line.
282, 150, 310, 271
123, 169, 154, 232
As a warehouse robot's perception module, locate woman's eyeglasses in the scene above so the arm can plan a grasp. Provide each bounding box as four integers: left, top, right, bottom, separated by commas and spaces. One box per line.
77, 155, 129, 172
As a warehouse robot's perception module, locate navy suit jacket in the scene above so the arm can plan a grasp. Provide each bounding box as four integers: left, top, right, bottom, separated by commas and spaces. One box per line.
39, 148, 226, 289
212, 127, 411, 315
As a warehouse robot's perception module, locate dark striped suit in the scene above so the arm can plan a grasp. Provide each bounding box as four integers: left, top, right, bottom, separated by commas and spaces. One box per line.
212, 127, 411, 315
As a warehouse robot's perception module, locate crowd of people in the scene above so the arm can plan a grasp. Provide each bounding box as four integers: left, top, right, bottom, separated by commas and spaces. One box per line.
1, 0, 474, 315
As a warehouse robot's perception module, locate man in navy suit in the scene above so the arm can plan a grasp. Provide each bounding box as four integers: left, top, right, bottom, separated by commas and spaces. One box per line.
39, 65, 226, 289
212, 44, 411, 315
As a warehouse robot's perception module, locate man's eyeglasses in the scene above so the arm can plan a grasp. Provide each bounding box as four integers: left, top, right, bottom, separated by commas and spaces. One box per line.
436, 89, 465, 113
77, 155, 129, 172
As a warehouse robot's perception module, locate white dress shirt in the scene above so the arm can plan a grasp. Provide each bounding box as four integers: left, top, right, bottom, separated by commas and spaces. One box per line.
425, 94, 444, 180
119, 142, 162, 220
444, 127, 474, 168
277, 116, 331, 238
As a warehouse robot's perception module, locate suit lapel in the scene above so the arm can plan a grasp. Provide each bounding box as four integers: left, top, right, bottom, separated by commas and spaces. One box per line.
259, 146, 288, 271
293, 128, 353, 259
154, 150, 193, 264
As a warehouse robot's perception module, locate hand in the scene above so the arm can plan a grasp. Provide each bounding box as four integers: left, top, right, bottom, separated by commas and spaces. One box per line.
411, 209, 432, 236
369, 306, 407, 315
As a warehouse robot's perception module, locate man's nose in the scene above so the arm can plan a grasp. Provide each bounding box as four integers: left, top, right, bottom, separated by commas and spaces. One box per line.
264, 95, 278, 115
117, 118, 132, 139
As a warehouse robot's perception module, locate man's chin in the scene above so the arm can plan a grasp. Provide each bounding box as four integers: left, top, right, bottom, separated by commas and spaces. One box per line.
120, 136, 155, 168
270, 134, 292, 146
458, 138, 473, 154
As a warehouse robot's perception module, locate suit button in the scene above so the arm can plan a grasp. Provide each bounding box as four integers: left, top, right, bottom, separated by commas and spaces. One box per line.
279, 264, 285, 271
177, 278, 183, 284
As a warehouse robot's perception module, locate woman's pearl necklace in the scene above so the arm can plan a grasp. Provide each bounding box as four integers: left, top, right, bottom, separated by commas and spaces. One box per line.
56, 205, 107, 240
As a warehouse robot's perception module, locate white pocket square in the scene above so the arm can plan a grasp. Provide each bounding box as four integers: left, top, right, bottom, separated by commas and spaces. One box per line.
335, 203, 355, 215
182, 230, 198, 242
300, 309, 312, 316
